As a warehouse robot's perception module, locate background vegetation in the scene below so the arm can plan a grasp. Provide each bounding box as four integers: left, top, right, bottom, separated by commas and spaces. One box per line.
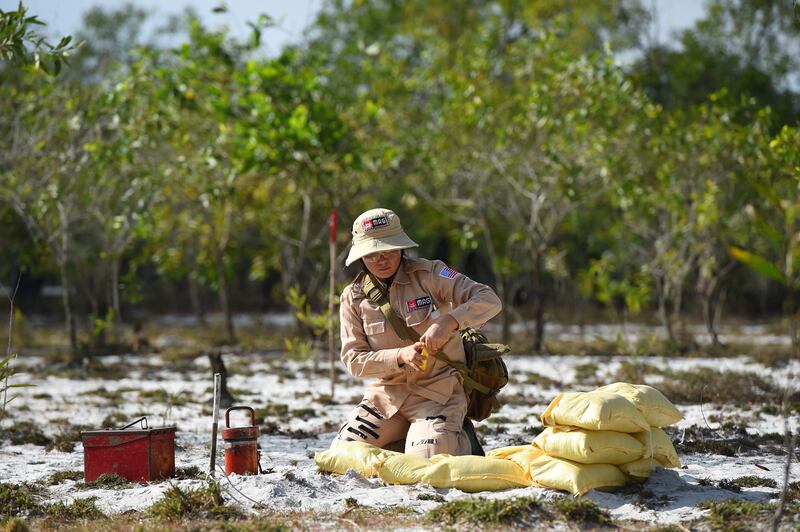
1, 0, 799, 358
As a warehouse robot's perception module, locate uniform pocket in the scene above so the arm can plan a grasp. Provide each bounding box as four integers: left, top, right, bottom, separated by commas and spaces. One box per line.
364, 320, 385, 335
405, 305, 433, 327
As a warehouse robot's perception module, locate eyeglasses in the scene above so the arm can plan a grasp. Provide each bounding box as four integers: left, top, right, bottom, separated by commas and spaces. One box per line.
363, 250, 400, 263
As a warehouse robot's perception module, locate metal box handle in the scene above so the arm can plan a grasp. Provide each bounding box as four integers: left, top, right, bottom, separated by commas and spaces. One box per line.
225, 406, 255, 428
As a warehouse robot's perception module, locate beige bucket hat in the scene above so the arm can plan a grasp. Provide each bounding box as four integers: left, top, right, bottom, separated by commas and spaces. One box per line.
345, 208, 419, 266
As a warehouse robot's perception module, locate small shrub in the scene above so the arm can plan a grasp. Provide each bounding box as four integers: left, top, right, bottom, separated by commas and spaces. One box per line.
697, 499, 774, 530
6, 422, 50, 446
254, 404, 289, 423
3, 517, 31, 532
148, 481, 240, 521
658, 368, 776, 406
89, 473, 128, 488
523, 372, 561, 387
428, 497, 542, 525
731, 476, 778, 489
0, 483, 41, 518
100, 412, 129, 429
290, 408, 317, 419
46, 470, 83, 485
175, 466, 205, 480
416, 493, 445, 502
551, 497, 612, 526
573, 363, 599, 383
43, 497, 105, 521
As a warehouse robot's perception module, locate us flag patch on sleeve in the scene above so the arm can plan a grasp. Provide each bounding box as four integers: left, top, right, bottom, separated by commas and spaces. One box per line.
439, 266, 459, 279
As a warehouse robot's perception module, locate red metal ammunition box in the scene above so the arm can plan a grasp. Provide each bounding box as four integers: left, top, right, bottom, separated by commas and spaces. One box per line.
81, 425, 177, 482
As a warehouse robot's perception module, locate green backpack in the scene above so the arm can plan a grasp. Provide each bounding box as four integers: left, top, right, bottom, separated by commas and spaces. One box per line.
362, 273, 510, 422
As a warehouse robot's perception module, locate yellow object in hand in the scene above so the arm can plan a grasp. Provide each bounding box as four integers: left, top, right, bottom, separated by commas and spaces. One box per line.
420, 348, 429, 370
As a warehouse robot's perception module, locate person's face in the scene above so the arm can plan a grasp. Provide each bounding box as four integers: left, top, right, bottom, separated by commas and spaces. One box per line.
363, 250, 402, 280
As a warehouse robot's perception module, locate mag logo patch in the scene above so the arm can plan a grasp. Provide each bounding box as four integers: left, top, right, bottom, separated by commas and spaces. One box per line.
406, 295, 432, 312
362, 215, 389, 231
439, 266, 459, 279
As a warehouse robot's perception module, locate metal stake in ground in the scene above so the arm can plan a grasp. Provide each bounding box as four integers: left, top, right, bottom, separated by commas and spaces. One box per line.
209, 372, 222, 476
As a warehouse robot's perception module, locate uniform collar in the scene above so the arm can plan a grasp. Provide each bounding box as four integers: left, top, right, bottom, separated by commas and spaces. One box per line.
393, 259, 411, 285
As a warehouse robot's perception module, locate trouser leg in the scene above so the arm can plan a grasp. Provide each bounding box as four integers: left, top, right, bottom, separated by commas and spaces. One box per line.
331, 400, 409, 450
404, 389, 468, 458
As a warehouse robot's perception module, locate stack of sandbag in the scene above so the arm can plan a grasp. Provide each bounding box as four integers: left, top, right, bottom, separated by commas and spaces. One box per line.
526, 382, 682, 494
314, 382, 682, 496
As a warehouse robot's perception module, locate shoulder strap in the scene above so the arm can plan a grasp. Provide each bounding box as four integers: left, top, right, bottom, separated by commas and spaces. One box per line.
363, 272, 419, 342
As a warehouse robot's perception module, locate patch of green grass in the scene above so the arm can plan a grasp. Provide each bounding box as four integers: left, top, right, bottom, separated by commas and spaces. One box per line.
45, 424, 92, 453
0, 483, 42, 518
290, 408, 317, 419
31, 393, 52, 399
486, 416, 513, 424
46, 471, 83, 485
88, 473, 128, 489
147, 481, 241, 521
3, 517, 32, 532
6, 421, 50, 447
658, 367, 778, 406
573, 363, 599, 383
43, 497, 105, 521
697, 499, 775, 531
551, 497, 612, 526
254, 403, 289, 423
612, 360, 662, 383
731, 476, 778, 489
138, 389, 192, 406
314, 394, 337, 405
669, 425, 786, 457
175, 466, 205, 480
522, 372, 561, 387
427, 496, 542, 526
416, 493, 445, 502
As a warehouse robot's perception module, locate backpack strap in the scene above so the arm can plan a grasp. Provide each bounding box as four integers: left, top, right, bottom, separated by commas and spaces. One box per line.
362, 272, 419, 342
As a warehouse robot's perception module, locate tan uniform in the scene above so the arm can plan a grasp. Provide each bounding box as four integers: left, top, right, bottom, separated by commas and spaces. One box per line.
333, 257, 502, 457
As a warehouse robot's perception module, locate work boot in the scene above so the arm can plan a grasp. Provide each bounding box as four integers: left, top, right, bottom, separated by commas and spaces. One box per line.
462, 418, 485, 456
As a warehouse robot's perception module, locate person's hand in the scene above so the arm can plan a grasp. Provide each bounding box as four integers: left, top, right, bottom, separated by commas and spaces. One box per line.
398, 342, 426, 371
420, 314, 459, 354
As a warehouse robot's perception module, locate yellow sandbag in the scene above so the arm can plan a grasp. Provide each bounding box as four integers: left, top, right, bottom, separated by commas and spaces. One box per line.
421, 455, 530, 493
486, 445, 542, 483
633, 428, 681, 468
595, 382, 682, 428
319, 442, 530, 492
377, 453, 432, 484
314, 441, 393, 476
528, 453, 628, 495
533, 427, 645, 465
619, 458, 656, 479
541, 391, 650, 433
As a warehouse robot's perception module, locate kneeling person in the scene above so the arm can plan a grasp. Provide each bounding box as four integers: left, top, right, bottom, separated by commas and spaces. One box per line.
331, 208, 502, 458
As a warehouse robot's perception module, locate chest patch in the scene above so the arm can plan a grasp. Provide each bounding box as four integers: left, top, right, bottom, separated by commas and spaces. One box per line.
406, 295, 432, 313
439, 266, 459, 279
362, 215, 389, 231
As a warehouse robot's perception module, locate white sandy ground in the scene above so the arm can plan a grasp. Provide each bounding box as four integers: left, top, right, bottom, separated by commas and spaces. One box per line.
1, 329, 798, 527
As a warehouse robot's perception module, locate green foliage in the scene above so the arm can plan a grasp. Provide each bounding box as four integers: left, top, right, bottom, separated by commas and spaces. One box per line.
428, 496, 541, 525
550, 497, 612, 526
0, 3, 79, 74
43, 497, 105, 521
147, 480, 241, 521
0, 483, 41, 519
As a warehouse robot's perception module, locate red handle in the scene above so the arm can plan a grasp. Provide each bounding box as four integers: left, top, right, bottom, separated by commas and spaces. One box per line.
225, 406, 255, 428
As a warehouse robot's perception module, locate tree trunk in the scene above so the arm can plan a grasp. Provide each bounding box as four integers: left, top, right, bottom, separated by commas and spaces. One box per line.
213, 244, 235, 343
188, 273, 206, 326
58, 257, 78, 361
532, 252, 546, 353
208, 352, 236, 408
656, 276, 676, 345
110, 258, 121, 324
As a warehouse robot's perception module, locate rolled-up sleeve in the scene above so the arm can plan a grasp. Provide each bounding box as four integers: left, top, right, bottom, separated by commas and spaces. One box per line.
430, 261, 502, 329
339, 285, 403, 378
